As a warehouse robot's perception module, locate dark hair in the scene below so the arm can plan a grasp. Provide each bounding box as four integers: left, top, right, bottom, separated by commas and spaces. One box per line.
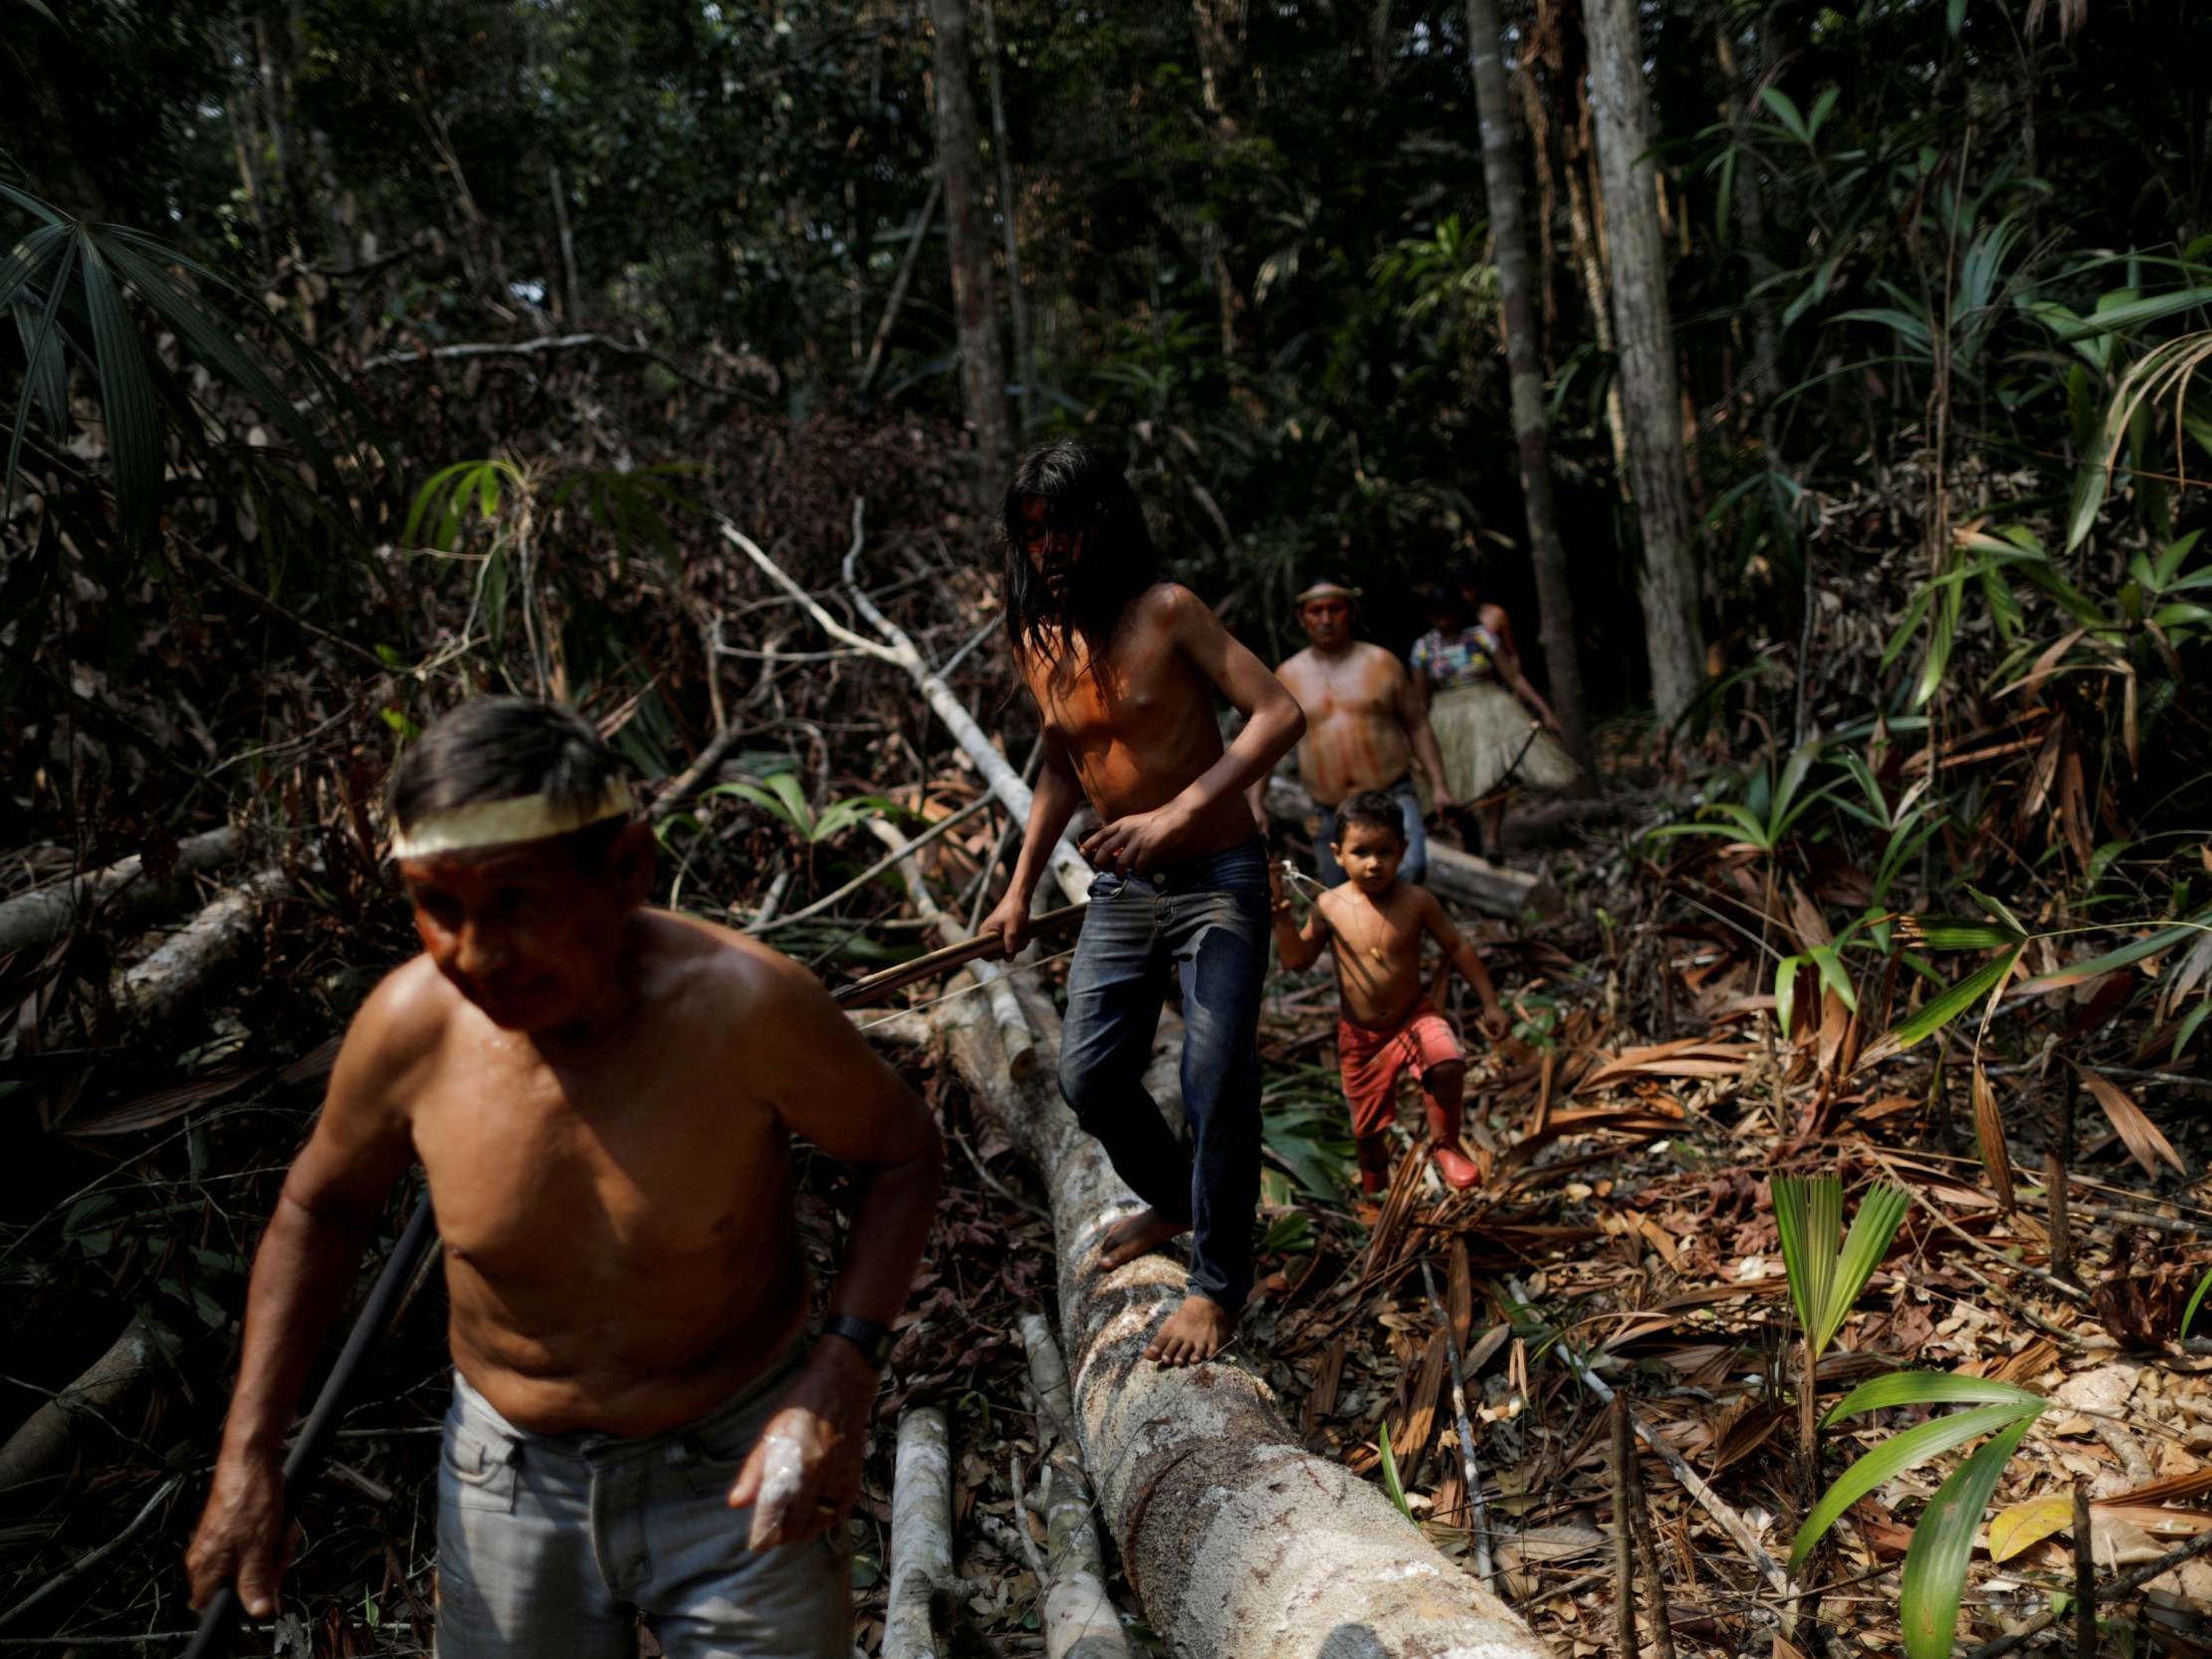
387, 698, 629, 862
1333, 790, 1407, 847
1000, 439, 1160, 665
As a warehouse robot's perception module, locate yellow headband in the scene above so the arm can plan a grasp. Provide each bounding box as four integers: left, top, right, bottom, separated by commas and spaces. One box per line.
388, 780, 635, 860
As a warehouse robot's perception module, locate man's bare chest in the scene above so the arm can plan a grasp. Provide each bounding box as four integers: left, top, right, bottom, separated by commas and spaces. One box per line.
411, 1050, 782, 1278
1291, 656, 1398, 726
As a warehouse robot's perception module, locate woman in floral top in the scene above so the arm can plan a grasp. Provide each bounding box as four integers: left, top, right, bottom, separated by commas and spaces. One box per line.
1409, 573, 1577, 854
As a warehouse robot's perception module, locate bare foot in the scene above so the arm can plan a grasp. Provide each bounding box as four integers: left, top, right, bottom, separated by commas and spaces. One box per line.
1098, 1207, 1190, 1272
1145, 1294, 1236, 1365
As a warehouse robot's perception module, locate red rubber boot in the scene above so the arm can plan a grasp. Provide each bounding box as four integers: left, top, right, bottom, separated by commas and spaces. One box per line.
1355, 1134, 1394, 1195
1425, 1092, 1482, 1190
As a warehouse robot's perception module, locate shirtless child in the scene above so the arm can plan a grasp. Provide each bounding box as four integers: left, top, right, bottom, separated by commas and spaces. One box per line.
1254, 579, 1453, 887
185, 698, 940, 1658
981, 439, 1305, 1365
1269, 790, 1508, 1196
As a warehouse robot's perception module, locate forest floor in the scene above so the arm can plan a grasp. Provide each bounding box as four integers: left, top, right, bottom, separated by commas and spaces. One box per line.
5, 474, 2211, 1659
10, 782, 2210, 1659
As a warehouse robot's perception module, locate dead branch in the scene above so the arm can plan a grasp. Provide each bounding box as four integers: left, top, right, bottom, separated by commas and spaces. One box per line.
723, 505, 1091, 906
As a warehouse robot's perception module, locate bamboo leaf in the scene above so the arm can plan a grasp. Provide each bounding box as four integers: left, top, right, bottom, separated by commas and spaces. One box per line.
1775, 953, 1804, 1038
3, 234, 76, 518
0, 222, 69, 314
1905, 917, 2027, 951
1760, 86, 1810, 143
94, 232, 332, 472
2183, 1264, 2212, 1339
1900, 1413, 2038, 1659
1880, 946, 2024, 1052
78, 236, 163, 548
1809, 944, 1861, 1014
1824, 1372, 2047, 1424
1819, 1182, 1909, 1352
2013, 920, 2201, 996
2048, 284, 2212, 341
1790, 1404, 2039, 1571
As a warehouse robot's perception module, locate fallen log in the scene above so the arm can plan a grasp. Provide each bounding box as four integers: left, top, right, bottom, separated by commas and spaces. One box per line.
0, 827, 244, 961
0, 1311, 174, 1500
884, 1405, 954, 1659
927, 984, 1549, 1658
115, 868, 290, 1027
1018, 1312, 1131, 1659
1262, 777, 1558, 919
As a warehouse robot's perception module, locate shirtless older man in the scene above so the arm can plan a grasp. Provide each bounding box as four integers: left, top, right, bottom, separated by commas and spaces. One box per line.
981, 440, 1305, 1365
185, 698, 940, 1658
1257, 579, 1452, 887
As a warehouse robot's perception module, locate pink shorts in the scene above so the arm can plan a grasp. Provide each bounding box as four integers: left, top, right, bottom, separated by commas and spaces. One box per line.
1337, 1001, 1462, 1138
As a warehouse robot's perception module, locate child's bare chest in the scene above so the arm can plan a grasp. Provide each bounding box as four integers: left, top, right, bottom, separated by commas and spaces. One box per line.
1029, 635, 1196, 748
1322, 893, 1424, 973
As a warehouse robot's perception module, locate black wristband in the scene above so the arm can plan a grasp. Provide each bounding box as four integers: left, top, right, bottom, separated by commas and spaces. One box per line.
820, 1313, 895, 1370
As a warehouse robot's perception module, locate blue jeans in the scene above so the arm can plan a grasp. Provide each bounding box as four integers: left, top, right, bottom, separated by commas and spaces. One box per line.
1315, 774, 1429, 887
433, 1345, 849, 1659
1057, 837, 1270, 1312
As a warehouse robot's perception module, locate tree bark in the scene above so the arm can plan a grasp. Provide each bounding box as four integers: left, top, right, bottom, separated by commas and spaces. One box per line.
1584, 0, 1706, 723
930, 985, 1549, 1658
1466, 0, 1592, 771
928, 0, 1013, 499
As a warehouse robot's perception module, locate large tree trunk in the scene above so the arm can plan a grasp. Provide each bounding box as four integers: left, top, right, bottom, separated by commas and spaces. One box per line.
929, 984, 1548, 1659
979, 0, 1033, 433
1466, 0, 1591, 772
1584, 0, 1706, 723
928, 0, 1013, 499
1191, 0, 1254, 365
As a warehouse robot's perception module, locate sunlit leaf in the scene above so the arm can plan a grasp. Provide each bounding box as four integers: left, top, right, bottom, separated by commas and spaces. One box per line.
1900, 1413, 2038, 1658
1879, 946, 2024, 1052
1987, 1495, 2074, 1563
1824, 1371, 2047, 1423
1791, 1403, 2039, 1571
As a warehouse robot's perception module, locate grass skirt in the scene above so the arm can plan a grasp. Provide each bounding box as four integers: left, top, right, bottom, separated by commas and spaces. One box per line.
1431, 683, 1579, 800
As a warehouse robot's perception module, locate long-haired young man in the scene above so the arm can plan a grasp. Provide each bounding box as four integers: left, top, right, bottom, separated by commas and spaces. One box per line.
981, 441, 1306, 1364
